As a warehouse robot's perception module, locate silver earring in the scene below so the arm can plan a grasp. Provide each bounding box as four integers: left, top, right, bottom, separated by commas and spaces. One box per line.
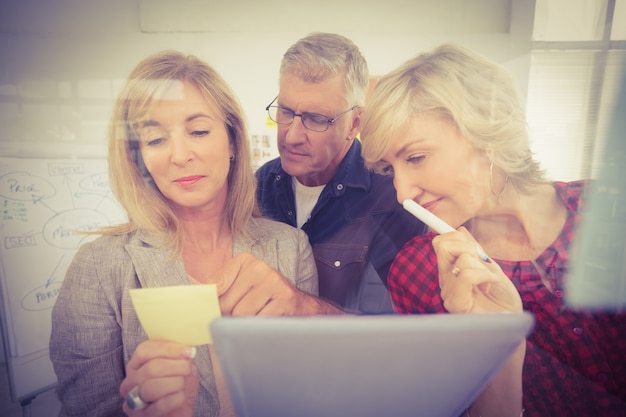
489, 162, 508, 204
229, 154, 235, 161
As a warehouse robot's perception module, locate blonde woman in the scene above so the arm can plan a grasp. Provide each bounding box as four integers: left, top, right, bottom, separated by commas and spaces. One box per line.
51, 50, 339, 417
360, 44, 626, 416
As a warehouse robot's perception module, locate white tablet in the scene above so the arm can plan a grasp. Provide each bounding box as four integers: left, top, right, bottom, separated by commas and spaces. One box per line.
210, 313, 534, 417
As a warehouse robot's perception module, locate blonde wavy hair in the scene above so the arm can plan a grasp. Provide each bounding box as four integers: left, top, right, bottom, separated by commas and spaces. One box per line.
103, 50, 259, 251
361, 43, 547, 192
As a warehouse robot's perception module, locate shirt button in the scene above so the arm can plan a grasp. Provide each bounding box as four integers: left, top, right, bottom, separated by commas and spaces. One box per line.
572, 327, 583, 336
334, 260, 341, 268
275, 174, 281, 181
336, 184, 344, 191
554, 290, 563, 298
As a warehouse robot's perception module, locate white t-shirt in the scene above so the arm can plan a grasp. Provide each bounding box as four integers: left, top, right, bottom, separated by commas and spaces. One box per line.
292, 176, 325, 228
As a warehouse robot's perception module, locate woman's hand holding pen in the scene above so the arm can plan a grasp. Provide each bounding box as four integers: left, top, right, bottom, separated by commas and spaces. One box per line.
120, 341, 198, 417
401, 199, 522, 314
432, 227, 523, 314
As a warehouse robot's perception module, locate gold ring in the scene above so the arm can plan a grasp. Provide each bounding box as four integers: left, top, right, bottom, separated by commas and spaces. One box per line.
451, 265, 461, 276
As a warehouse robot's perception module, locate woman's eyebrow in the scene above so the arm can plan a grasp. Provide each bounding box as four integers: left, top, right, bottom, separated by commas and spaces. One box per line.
134, 113, 214, 129
134, 120, 160, 129
186, 113, 214, 122
394, 138, 427, 158
394, 143, 412, 159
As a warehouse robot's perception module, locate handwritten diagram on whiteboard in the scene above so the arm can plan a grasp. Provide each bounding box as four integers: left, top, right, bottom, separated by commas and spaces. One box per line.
0, 157, 127, 358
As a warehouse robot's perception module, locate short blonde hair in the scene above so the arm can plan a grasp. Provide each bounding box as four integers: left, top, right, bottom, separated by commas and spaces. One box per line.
361, 44, 547, 191
105, 50, 258, 250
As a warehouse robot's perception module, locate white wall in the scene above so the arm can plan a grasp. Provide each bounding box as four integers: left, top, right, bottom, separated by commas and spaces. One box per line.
0, 0, 534, 159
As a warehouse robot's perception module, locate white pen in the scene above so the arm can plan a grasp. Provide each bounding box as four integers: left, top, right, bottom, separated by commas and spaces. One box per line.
402, 199, 491, 263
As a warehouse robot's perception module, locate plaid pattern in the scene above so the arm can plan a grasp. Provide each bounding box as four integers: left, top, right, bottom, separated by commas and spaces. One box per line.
389, 181, 626, 417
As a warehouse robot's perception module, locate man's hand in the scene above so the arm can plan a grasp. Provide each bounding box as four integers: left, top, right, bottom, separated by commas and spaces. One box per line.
214, 253, 344, 316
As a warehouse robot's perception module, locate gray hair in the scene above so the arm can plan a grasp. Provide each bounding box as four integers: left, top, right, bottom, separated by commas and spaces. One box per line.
280, 32, 369, 107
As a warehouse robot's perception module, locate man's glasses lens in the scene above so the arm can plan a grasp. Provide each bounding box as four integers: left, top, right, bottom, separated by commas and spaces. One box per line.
265, 96, 357, 133
273, 108, 296, 125
267, 106, 330, 132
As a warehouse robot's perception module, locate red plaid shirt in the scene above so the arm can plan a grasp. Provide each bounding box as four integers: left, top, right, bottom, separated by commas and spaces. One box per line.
389, 181, 626, 417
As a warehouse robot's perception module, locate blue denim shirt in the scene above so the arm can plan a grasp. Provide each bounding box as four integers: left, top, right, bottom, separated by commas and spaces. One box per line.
256, 140, 425, 313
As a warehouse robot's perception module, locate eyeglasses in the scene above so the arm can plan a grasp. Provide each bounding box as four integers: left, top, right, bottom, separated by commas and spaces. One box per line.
265, 96, 357, 133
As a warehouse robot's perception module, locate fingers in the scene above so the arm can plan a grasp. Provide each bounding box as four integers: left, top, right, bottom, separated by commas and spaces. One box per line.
432, 230, 497, 288
216, 253, 303, 316
440, 263, 500, 312
121, 371, 197, 417
120, 340, 198, 417
439, 249, 490, 312
124, 341, 196, 376
216, 253, 270, 315
221, 286, 270, 316
432, 229, 522, 313
122, 376, 188, 416
442, 264, 523, 313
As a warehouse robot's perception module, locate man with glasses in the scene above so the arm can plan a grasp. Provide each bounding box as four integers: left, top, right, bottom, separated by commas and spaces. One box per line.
256, 32, 425, 313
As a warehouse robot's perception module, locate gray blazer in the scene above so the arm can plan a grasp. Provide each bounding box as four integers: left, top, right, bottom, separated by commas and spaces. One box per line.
50, 216, 318, 417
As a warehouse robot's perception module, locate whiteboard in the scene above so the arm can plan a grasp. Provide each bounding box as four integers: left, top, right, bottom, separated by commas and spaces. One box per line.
0, 157, 126, 402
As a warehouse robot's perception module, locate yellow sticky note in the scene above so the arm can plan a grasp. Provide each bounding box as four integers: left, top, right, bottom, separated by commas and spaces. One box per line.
129, 285, 221, 346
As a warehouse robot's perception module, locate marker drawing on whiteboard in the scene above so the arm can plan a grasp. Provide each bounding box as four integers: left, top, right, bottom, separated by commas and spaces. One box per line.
402, 199, 492, 263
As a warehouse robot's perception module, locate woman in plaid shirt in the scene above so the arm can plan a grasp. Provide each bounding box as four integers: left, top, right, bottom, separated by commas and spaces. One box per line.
360, 44, 626, 417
